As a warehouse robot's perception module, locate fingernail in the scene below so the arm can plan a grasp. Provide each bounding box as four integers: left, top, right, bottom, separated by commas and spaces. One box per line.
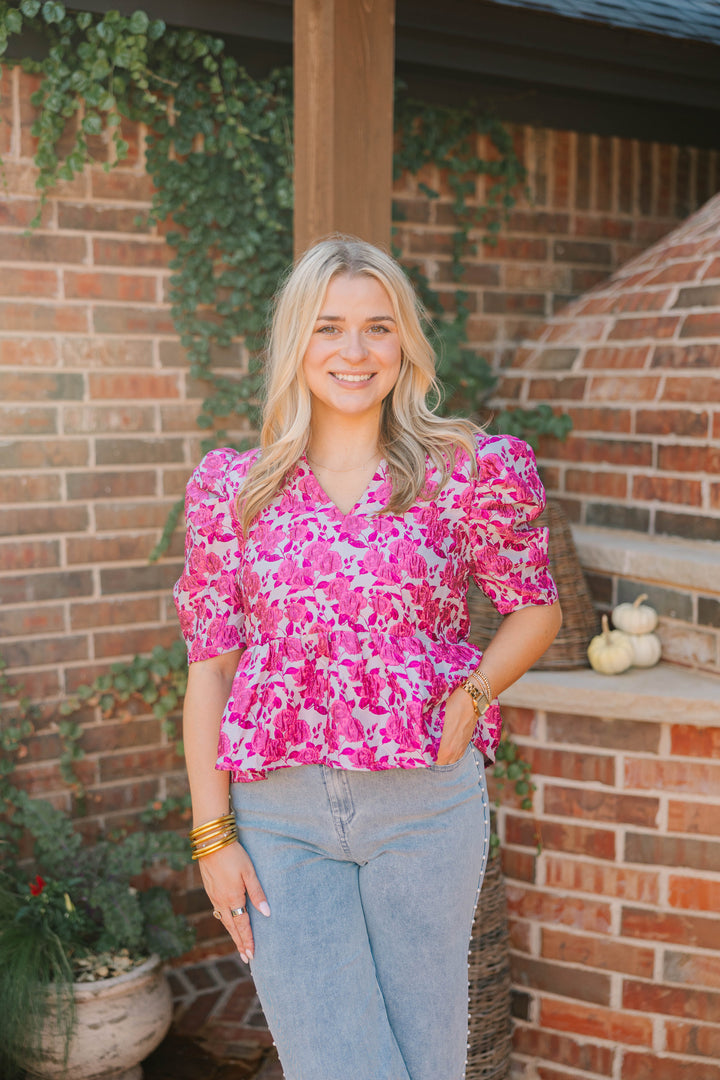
246, 949, 254, 961
240, 952, 249, 964
258, 901, 271, 917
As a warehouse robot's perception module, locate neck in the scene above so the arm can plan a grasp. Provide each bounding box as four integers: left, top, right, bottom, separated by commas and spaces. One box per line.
306, 414, 382, 471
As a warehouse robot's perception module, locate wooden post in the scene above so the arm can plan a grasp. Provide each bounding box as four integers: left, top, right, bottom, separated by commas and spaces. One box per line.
293, 0, 396, 257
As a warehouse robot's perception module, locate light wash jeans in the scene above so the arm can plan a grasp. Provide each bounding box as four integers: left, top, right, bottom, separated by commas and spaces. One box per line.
230, 744, 490, 1080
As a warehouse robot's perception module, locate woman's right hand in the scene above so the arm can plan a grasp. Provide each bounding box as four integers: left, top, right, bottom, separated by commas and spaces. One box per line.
197, 841, 271, 963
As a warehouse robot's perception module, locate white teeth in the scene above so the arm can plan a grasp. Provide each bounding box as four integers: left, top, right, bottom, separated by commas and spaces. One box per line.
332, 372, 374, 383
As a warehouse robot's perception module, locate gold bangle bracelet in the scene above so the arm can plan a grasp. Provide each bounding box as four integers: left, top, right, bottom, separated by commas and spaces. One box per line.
191, 834, 238, 860
192, 828, 237, 852
189, 813, 235, 840
468, 668, 493, 703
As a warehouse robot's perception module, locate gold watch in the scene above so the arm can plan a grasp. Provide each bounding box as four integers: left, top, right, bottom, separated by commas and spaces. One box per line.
461, 677, 491, 716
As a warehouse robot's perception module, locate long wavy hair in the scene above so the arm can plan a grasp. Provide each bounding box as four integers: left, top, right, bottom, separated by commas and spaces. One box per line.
238, 237, 480, 533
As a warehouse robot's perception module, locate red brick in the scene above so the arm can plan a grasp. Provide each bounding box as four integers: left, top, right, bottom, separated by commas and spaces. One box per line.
66, 470, 157, 500
61, 337, 154, 369
95, 438, 184, 466
70, 597, 160, 631
92, 238, 171, 268
0, 267, 59, 298
543, 784, 659, 828
551, 131, 572, 208
513, 1026, 614, 1075
540, 997, 652, 1046
703, 257, 720, 280
554, 240, 612, 265
667, 801, 720, 837
0, 301, 88, 333
92, 305, 175, 335
621, 907, 720, 951
633, 475, 703, 506
500, 706, 537, 737
588, 375, 661, 401
0, 505, 89, 537
484, 292, 546, 315
665, 376, 720, 402
506, 210, 570, 234
84, 779, 160, 816
482, 236, 548, 261
0, 406, 58, 436
681, 312, 720, 338
651, 343, 720, 368
625, 758, 720, 796
621, 1051, 720, 1080
511, 954, 611, 1005
506, 885, 611, 934
671, 726, 720, 759
0, 538, 60, 571
658, 445, 720, 473
81, 718, 163, 755
635, 409, 709, 436
90, 169, 155, 202
544, 857, 658, 904
508, 917, 532, 953
63, 405, 155, 435
66, 533, 162, 565
608, 316, 680, 340
571, 268, 611, 292
573, 214, 633, 240
57, 203, 149, 232
64, 271, 158, 302
99, 746, 179, 783
0, 474, 60, 502
501, 847, 536, 883
94, 624, 180, 660
0, 338, 58, 367
540, 435, 653, 467
525, 746, 616, 785
541, 927, 655, 978
2, 634, 88, 669
665, 1021, 720, 1059
509, 815, 616, 860
664, 950, 720, 989
565, 469, 628, 498
0, 371, 84, 401
0, 231, 88, 264
668, 876, 720, 913
565, 405, 632, 433
623, 979, 720, 1024
86, 372, 180, 400
0, 605, 65, 638
100, 563, 181, 596
582, 346, 650, 369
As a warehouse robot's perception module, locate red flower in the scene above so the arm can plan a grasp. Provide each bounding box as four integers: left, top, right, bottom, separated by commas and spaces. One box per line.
29, 875, 45, 896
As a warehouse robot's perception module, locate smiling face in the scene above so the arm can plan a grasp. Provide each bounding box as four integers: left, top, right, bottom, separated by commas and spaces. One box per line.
301, 273, 402, 428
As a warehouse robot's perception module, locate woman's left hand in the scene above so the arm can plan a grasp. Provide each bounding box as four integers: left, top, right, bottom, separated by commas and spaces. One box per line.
435, 685, 478, 766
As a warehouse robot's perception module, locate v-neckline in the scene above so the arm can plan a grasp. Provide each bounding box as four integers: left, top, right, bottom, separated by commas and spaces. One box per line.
299, 453, 387, 517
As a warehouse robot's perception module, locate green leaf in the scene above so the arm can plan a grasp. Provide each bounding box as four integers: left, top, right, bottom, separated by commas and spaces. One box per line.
81, 113, 102, 136
41, 1, 65, 24
128, 10, 149, 34
20, 0, 41, 16
5, 9, 23, 33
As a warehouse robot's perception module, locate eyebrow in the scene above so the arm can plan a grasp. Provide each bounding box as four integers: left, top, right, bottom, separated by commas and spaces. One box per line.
315, 314, 396, 323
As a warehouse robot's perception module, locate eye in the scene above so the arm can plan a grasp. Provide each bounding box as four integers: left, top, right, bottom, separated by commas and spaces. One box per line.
368, 324, 390, 334
316, 325, 339, 335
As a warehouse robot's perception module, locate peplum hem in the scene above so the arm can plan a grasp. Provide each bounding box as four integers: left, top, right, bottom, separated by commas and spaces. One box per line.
215, 629, 502, 782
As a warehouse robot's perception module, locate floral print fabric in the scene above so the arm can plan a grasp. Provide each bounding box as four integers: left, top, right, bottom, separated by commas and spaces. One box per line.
173, 434, 558, 781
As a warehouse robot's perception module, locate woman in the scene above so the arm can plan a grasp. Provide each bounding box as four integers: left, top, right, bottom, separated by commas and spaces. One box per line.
174, 237, 561, 1080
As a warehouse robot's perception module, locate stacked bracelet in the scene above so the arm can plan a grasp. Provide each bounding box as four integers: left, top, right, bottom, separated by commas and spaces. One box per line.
460, 667, 494, 717
189, 813, 238, 860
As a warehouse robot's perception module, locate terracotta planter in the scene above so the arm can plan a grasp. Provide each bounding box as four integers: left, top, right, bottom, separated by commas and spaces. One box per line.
25, 954, 173, 1080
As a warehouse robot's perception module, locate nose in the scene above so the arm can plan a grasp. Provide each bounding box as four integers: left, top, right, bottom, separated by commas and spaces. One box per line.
340, 330, 368, 362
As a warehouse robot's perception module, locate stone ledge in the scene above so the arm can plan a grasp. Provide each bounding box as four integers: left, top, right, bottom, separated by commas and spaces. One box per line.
571, 525, 720, 594
501, 661, 720, 726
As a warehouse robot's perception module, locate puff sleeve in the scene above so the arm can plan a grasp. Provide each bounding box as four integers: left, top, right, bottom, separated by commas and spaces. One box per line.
173, 449, 247, 663
458, 434, 558, 616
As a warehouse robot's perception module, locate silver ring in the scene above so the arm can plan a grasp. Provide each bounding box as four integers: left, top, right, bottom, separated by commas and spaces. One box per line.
230, 905, 247, 918
212, 910, 223, 920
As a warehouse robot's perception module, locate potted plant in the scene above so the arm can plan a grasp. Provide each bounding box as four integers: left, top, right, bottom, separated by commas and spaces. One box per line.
0, 653, 195, 1080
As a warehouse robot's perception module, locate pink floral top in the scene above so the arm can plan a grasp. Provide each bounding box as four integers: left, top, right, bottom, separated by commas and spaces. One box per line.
173, 433, 557, 782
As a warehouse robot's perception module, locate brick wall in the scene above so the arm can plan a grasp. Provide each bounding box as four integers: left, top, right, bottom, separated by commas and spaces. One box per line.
3, 65, 720, 963
498, 703, 720, 1080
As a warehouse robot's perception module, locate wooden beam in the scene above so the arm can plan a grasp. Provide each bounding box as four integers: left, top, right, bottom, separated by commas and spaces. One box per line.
293, 0, 396, 256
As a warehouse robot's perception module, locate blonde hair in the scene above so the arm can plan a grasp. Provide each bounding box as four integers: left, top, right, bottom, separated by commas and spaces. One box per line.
239, 236, 479, 532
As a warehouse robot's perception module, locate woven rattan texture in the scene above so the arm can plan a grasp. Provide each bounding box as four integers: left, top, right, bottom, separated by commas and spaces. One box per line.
467, 855, 512, 1080
467, 499, 599, 670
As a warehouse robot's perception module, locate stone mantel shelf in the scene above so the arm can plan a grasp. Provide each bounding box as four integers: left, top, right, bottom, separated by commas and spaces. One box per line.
571, 525, 720, 592
501, 662, 720, 726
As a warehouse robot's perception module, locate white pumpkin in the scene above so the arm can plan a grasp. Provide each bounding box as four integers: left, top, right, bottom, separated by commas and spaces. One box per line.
588, 615, 634, 675
629, 632, 662, 668
612, 594, 658, 635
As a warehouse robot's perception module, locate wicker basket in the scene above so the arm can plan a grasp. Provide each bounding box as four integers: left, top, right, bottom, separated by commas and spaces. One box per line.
466, 854, 512, 1080
467, 499, 599, 670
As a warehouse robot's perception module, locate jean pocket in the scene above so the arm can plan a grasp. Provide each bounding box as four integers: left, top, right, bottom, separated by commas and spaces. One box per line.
427, 742, 473, 773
